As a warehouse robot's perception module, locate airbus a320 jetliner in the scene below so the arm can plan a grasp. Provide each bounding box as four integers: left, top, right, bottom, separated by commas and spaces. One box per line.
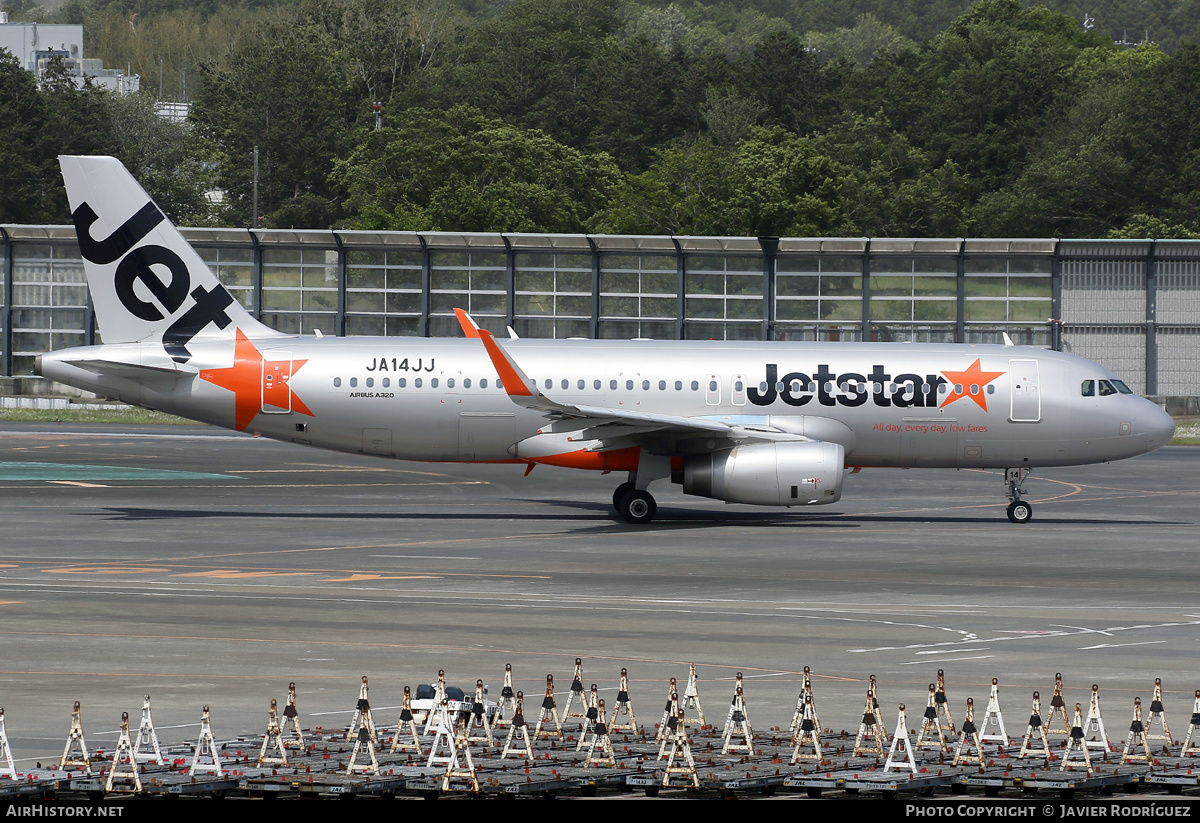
37, 157, 1175, 524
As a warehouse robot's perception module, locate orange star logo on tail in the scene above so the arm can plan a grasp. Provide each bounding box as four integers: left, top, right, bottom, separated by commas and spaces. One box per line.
199, 329, 314, 431
939, 358, 1005, 412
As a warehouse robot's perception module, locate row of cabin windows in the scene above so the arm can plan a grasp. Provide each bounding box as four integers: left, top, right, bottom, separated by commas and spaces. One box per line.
333, 376, 509, 389
329, 375, 995, 398
758, 380, 993, 396
329, 376, 707, 391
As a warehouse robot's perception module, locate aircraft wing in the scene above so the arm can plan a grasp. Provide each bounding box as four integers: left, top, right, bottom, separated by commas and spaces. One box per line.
477, 327, 732, 433
474, 324, 814, 455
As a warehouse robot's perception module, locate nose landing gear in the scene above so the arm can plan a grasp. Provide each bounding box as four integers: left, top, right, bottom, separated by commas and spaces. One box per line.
1006, 499, 1033, 524
1004, 468, 1033, 524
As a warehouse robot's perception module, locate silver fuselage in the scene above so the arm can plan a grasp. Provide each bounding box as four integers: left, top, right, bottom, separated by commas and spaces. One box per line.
39, 337, 1174, 469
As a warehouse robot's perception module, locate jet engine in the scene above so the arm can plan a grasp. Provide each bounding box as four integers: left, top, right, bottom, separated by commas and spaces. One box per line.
681, 440, 844, 506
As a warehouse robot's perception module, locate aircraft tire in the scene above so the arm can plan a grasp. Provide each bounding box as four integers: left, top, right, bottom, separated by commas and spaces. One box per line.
617, 489, 657, 524
612, 482, 635, 510
1006, 500, 1033, 524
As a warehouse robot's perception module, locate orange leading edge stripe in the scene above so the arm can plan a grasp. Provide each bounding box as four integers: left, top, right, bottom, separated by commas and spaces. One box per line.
478, 328, 534, 397
452, 308, 482, 338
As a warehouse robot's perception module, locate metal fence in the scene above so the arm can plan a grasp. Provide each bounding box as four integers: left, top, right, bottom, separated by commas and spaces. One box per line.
2, 228, 1197, 395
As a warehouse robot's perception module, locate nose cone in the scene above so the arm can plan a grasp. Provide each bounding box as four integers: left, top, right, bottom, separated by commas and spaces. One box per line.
1145, 403, 1175, 451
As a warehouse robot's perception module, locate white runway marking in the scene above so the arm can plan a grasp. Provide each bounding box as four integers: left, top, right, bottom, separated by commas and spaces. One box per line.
371, 555, 482, 560
1051, 624, 1114, 636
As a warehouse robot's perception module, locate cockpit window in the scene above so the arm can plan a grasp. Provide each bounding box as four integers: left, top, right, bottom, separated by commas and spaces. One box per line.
1111, 380, 1133, 394
1098, 379, 1118, 396
1081, 380, 1094, 397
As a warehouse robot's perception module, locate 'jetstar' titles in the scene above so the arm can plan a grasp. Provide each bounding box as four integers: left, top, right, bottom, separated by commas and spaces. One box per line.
747, 364, 949, 409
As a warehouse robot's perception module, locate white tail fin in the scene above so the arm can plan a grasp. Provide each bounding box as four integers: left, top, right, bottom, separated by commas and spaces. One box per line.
59, 156, 280, 364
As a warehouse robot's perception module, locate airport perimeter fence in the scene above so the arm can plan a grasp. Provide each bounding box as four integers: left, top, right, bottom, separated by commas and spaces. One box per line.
1, 228, 1198, 397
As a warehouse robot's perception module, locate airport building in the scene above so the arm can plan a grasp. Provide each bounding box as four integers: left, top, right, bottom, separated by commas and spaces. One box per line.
0, 228, 1197, 398
0, 14, 140, 94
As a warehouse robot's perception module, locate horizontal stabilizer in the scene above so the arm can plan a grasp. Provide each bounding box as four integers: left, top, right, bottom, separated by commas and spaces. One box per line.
58, 358, 194, 383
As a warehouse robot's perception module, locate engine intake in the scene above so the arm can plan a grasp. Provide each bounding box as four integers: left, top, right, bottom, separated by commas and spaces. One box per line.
682, 441, 844, 507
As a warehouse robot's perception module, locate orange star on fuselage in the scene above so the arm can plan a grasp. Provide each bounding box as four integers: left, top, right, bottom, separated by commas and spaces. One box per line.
939, 358, 1005, 412
199, 329, 314, 431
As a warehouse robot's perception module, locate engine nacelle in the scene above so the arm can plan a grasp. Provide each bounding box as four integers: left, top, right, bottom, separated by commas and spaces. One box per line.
682, 441, 844, 507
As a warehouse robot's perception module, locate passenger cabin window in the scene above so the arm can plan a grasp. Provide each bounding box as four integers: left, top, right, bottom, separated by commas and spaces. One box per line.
334, 377, 342, 387
350, 378, 358, 388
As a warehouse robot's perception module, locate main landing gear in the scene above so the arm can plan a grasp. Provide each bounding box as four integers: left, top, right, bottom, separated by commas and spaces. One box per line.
1004, 467, 1033, 524
611, 453, 670, 524
615, 487, 657, 524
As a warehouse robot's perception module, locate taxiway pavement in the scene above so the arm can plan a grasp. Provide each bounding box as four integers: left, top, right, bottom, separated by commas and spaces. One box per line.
0, 422, 1196, 760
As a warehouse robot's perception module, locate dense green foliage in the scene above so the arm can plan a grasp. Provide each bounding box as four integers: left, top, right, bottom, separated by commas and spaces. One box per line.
0, 50, 208, 222
4, 0, 1200, 237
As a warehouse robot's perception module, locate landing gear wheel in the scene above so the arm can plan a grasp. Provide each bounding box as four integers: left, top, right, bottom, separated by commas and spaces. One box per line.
617, 489, 657, 524
612, 482, 635, 510
1007, 500, 1033, 524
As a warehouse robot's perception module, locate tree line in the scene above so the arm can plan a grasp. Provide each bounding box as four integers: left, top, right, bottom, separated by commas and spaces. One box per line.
3, 0, 1200, 239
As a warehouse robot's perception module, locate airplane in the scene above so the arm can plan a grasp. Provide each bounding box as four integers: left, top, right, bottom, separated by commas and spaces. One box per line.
36, 156, 1176, 525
